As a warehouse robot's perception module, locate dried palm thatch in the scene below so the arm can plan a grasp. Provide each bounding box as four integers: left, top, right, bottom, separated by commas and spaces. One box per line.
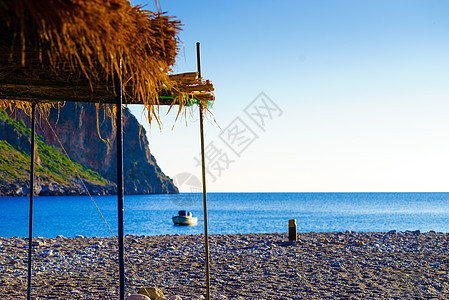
0, 0, 214, 122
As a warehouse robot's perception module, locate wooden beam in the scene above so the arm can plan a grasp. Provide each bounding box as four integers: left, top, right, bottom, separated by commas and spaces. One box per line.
26, 102, 36, 300
0, 71, 214, 105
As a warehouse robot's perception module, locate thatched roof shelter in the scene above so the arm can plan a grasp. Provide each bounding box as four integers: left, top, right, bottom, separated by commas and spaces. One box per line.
0, 0, 214, 119
0, 1, 214, 299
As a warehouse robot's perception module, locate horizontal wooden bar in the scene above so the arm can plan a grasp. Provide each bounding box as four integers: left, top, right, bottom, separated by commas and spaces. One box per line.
0, 72, 214, 106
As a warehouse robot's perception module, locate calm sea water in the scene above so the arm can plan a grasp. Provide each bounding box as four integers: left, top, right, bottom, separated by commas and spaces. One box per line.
0, 193, 449, 238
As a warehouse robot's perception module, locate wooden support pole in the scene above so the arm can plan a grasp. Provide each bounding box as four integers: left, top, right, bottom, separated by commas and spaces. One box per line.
27, 102, 36, 300
289, 219, 297, 241
115, 65, 125, 300
197, 42, 211, 300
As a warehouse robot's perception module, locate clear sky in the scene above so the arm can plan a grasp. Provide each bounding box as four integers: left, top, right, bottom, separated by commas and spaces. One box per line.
129, 0, 449, 192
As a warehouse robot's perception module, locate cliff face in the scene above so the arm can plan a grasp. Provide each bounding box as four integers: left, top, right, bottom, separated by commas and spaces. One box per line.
4, 102, 178, 195
0, 109, 116, 196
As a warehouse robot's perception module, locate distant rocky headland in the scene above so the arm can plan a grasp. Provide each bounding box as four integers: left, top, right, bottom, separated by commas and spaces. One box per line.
0, 103, 178, 196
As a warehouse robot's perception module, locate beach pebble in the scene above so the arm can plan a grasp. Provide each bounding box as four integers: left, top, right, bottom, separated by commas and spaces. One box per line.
127, 295, 151, 300
32, 241, 45, 247
330, 261, 341, 268
138, 287, 164, 300
75, 235, 84, 238
429, 263, 441, 267
40, 249, 53, 257
169, 296, 182, 300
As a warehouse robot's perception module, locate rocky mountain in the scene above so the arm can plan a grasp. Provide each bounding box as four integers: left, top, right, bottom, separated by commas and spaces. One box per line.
0, 103, 178, 196
0, 108, 116, 196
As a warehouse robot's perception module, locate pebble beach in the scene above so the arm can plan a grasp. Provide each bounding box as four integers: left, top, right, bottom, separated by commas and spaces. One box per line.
1, 231, 449, 299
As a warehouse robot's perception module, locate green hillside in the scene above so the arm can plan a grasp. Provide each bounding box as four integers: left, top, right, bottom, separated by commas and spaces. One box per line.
0, 109, 113, 195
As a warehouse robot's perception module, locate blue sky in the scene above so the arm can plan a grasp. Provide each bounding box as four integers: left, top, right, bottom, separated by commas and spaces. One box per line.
129, 0, 449, 192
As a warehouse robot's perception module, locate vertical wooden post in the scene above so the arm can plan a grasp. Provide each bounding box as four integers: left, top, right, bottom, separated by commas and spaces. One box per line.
197, 42, 211, 300
115, 63, 125, 300
289, 219, 297, 241
27, 102, 36, 300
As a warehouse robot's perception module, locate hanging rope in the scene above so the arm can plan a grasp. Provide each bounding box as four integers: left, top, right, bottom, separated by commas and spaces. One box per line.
43, 118, 154, 296
45, 118, 115, 236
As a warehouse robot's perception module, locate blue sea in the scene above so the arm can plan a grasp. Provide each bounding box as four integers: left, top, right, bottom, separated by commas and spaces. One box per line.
1, 193, 449, 238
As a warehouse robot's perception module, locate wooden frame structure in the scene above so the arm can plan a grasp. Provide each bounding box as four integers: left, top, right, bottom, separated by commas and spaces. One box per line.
2, 46, 213, 300
0, 1, 214, 299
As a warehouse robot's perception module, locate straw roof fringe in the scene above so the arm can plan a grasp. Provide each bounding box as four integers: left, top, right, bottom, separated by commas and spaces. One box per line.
0, 0, 214, 123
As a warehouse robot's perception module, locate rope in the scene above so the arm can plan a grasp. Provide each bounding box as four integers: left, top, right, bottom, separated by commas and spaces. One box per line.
45, 118, 115, 237
43, 118, 152, 295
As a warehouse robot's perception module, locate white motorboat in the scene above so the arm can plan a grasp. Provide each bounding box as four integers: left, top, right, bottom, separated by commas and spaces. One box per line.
172, 210, 198, 226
